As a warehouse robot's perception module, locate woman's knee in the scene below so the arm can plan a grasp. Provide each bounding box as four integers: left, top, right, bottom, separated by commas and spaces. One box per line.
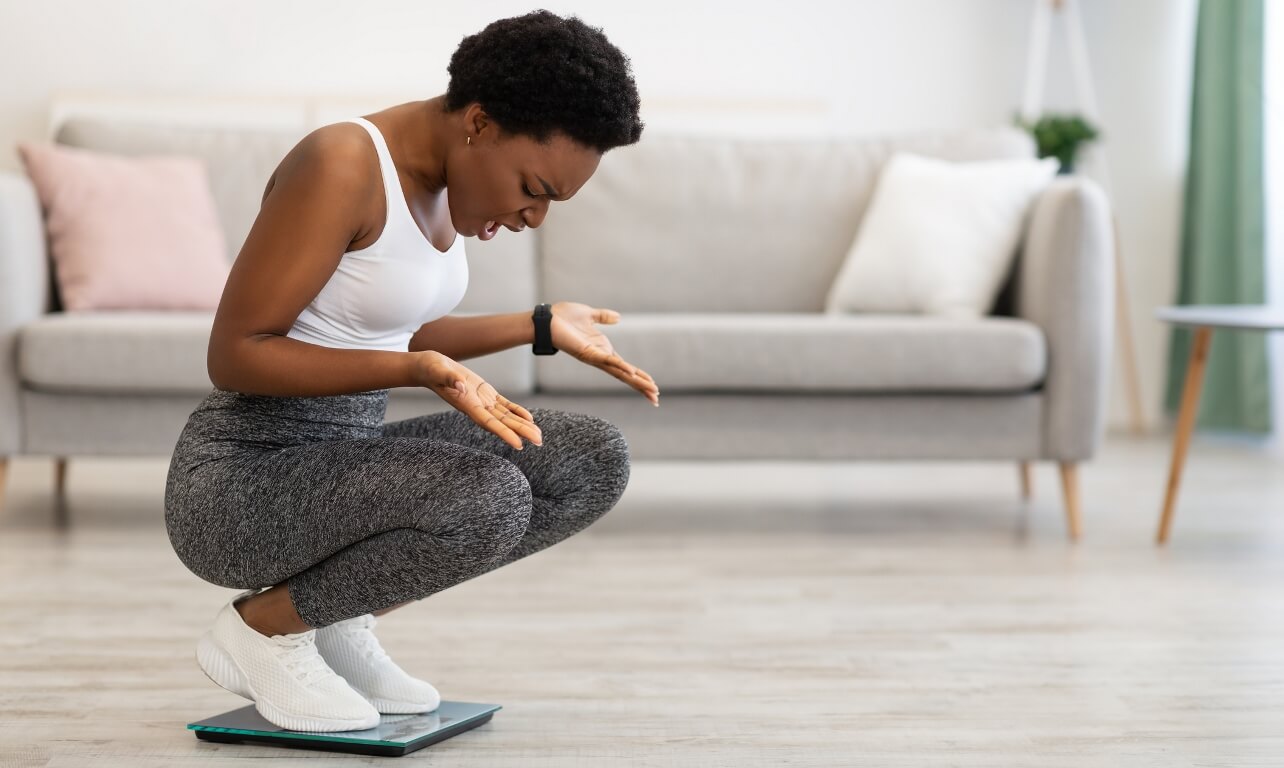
533, 409, 629, 457
482, 454, 534, 547
533, 409, 631, 510
577, 413, 631, 495
594, 421, 631, 508
424, 449, 533, 552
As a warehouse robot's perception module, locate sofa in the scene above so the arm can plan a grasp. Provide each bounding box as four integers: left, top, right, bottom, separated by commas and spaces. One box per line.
0, 98, 1114, 539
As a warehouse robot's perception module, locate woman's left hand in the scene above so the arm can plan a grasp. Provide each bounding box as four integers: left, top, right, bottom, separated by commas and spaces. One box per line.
548, 301, 660, 406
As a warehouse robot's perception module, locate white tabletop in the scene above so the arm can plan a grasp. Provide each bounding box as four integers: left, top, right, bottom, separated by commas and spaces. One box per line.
1154, 305, 1284, 331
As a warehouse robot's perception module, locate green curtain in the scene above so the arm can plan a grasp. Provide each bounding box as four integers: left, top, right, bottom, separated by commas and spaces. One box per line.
1165, 0, 1272, 432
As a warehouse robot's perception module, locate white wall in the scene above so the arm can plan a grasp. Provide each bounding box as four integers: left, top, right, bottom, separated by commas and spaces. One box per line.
0, 0, 1197, 433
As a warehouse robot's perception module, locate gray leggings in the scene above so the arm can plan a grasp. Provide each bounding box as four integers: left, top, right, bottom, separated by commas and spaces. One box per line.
164, 387, 631, 628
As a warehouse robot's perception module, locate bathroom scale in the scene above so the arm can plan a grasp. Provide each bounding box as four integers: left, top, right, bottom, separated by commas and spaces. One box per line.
188, 700, 502, 757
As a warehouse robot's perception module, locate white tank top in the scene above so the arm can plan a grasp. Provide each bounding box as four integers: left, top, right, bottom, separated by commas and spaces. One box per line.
285, 117, 468, 352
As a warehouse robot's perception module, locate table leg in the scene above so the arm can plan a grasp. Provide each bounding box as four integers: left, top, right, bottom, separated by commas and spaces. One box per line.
1157, 325, 1213, 545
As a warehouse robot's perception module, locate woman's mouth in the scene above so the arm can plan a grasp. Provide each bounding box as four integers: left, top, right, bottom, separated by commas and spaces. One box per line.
478, 220, 499, 240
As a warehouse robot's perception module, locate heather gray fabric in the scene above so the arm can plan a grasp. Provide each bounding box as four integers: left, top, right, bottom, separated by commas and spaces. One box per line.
163, 387, 631, 628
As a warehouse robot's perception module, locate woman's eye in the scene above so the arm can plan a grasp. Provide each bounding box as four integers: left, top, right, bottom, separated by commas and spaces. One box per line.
522, 185, 536, 198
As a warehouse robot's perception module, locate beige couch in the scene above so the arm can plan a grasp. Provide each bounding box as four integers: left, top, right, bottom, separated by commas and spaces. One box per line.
0, 104, 1114, 538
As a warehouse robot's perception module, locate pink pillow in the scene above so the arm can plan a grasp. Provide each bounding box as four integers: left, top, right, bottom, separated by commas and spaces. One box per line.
16, 140, 230, 311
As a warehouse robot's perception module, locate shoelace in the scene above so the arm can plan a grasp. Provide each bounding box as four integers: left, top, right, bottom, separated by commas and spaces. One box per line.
275, 633, 336, 686
333, 617, 393, 665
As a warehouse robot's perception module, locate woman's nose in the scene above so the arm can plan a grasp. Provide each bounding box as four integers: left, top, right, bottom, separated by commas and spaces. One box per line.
523, 204, 549, 229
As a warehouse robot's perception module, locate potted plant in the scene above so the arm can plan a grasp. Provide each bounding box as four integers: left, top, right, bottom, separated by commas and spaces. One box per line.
1014, 113, 1101, 174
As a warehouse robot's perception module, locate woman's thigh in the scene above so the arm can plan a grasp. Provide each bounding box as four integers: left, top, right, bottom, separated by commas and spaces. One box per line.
382, 406, 632, 558
164, 434, 533, 590
383, 406, 629, 491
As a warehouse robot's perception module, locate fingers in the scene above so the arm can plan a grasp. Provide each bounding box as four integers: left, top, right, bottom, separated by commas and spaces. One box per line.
598, 360, 660, 405
497, 394, 534, 422
606, 357, 657, 389
469, 398, 541, 450
491, 421, 525, 451
595, 307, 621, 324
468, 407, 528, 451
590, 351, 639, 379
604, 353, 658, 389
491, 401, 542, 445
607, 353, 637, 377
445, 378, 542, 450
575, 344, 661, 406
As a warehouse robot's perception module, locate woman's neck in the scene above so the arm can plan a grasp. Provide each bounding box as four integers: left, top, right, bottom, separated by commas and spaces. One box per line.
384, 96, 452, 196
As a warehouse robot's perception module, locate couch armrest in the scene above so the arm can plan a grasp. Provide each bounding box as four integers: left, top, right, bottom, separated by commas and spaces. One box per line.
0, 171, 50, 455
1016, 176, 1115, 461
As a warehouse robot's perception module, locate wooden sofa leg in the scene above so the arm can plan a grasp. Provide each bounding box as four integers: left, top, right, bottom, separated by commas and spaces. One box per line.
1059, 462, 1082, 542
1019, 461, 1033, 500
54, 457, 69, 528
54, 457, 67, 497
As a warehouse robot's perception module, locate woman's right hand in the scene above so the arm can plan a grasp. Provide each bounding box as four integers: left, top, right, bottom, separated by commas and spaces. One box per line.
411, 350, 542, 450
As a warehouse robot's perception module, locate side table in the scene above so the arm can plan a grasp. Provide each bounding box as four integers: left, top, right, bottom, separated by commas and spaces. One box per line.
1154, 305, 1284, 544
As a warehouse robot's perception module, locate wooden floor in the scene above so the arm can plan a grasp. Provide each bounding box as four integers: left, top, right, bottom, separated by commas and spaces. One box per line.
1, 434, 1282, 767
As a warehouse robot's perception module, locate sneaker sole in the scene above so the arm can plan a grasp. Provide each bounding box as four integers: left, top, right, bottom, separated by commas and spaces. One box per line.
364, 695, 441, 714
197, 629, 380, 732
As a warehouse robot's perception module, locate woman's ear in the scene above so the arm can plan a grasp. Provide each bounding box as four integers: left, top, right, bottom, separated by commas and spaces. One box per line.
464, 103, 493, 143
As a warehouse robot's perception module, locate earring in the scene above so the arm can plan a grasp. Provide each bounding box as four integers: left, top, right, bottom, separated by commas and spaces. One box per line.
466, 136, 472, 146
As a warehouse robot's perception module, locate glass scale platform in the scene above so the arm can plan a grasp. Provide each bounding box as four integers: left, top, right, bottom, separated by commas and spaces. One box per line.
188, 700, 502, 757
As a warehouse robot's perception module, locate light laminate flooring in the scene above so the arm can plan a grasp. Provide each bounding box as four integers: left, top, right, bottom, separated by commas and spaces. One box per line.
1, 434, 1282, 767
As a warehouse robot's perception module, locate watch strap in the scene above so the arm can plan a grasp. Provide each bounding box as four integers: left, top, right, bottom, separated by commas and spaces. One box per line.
532, 303, 558, 355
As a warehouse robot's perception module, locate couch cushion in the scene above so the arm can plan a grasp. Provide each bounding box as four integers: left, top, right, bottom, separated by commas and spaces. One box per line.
18, 311, 534, 395
534, 313, 1045, 394
825, 152, 1058, 317
16, 140, 231, 311
539, 127, 1035, 313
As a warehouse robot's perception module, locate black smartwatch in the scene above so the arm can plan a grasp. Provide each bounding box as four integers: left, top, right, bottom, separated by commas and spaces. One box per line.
532, 302, 558, 355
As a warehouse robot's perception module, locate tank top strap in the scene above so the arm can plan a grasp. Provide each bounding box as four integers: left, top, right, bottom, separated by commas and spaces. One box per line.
345, 117, 406, 226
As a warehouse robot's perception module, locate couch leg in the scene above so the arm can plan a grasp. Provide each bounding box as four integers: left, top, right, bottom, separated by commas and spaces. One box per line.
1058, 462, 1082, 542
1018, 461, 1033, 500
54, 457, 67, 497
54, 457, 69, 528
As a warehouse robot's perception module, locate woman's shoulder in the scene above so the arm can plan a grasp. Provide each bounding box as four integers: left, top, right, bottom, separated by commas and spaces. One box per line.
264, 122, 376, 195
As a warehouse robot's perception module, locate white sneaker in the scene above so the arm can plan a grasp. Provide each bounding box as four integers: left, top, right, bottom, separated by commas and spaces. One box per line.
314, 613, 441, 714
195, 588, 381, 732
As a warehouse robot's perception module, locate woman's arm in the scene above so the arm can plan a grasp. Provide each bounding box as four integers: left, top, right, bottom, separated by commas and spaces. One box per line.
209, 125, 424, 397
213, 334, 424, 396
408, 311, 536, 360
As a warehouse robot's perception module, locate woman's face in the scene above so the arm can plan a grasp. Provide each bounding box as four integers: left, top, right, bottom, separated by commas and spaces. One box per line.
445, 108, 602, 241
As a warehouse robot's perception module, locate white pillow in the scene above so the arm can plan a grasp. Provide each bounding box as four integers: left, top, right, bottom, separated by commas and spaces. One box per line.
824, 152, 1059, 317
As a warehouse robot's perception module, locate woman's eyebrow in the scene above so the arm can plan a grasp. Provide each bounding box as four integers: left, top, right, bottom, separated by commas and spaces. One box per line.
535, 175, 562, 198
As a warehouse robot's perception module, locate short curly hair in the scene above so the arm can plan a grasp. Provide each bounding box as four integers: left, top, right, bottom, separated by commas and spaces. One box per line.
444, 9, 644, 153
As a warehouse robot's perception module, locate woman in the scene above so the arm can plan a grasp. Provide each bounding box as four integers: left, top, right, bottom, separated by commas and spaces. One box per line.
163, 10, 657, 733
